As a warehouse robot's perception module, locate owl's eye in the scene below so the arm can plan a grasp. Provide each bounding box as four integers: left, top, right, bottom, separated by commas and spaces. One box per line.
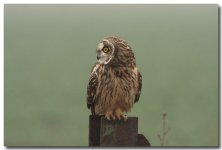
102, 47, 110, 53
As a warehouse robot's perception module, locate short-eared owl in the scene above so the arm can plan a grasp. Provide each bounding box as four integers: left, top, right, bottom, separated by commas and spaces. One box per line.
87, 36, 142, 120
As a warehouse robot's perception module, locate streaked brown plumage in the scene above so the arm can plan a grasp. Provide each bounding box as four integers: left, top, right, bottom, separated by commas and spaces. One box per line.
87, 36, 142, 120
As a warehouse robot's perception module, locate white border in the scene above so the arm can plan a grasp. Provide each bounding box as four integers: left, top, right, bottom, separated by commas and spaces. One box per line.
1, 0, 222, 4
1, 2, 4, 149
0, 1, 221, 150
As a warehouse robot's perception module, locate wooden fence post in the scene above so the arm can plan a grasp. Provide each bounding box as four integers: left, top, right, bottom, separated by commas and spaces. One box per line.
89, 115, 150, 147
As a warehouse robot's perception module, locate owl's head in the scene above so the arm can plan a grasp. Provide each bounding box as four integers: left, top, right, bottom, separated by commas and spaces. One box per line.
96, 38, 115, 65
96, 36, 135, 67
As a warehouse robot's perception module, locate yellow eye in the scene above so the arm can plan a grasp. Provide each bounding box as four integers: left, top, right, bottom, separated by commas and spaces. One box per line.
102, 47, 109, 53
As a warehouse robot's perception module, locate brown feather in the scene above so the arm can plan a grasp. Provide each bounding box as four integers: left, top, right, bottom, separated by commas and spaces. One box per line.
86, 36, 142, 117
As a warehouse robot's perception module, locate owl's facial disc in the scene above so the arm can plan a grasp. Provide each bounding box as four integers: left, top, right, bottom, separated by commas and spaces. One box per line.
96, 40, 115, 64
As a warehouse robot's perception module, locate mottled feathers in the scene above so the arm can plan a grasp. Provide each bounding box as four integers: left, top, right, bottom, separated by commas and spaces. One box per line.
87, 36, 142, 120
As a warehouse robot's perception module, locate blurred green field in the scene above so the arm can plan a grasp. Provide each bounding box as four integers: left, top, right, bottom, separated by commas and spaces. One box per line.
4, 4, 218, 146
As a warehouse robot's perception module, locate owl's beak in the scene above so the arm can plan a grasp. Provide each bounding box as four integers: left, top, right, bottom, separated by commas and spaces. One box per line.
97, 56, 100, 60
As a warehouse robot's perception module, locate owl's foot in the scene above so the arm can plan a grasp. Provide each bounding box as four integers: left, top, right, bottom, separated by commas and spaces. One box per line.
115, 108, 127, 121
105, 110, 116, 120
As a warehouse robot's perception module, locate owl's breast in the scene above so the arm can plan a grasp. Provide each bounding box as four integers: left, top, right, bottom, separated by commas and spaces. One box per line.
95, 67, 137, 114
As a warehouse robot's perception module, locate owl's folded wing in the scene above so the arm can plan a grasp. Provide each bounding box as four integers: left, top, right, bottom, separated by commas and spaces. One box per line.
87, 65, 99, 114
134, 70, 142, 103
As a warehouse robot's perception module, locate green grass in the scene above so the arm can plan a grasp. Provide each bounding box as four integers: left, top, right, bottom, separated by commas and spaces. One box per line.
4, 4, 218, 146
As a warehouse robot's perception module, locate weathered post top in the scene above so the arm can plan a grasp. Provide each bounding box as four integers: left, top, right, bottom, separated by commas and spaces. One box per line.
89, 115, 150, 147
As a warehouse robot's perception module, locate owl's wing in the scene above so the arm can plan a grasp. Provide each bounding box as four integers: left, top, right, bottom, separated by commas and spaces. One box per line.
134, 69, 142, 103
87, 64, 99, 114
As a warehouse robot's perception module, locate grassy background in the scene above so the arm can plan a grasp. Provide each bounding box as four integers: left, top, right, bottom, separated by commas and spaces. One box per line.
4, 4, 218, 146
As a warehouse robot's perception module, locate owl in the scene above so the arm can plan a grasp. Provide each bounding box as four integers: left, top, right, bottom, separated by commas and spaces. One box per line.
87, 36, 142, 121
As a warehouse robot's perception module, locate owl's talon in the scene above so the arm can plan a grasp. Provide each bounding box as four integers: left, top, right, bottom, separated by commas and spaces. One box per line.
115, 108, 127, 121
116, 114, 121, 120
111, 114, 116, 120
106, 116, 110, 120
121, 115, 128, 121
105, 111, 114, 121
